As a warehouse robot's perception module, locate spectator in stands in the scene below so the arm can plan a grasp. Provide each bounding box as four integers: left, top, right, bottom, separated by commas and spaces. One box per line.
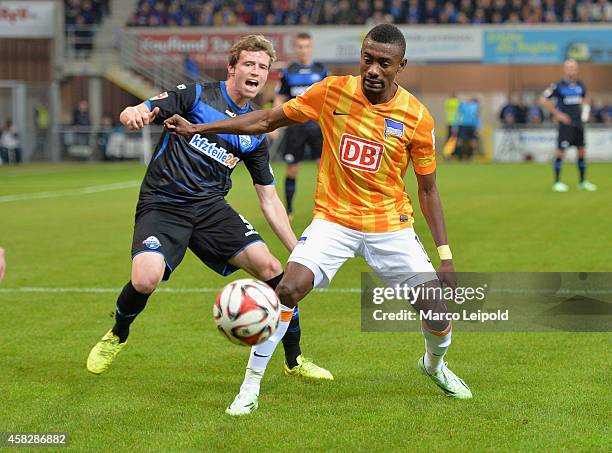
73, 100, 91, 147
459, 0, 475, 18
0, 119, 22, 164
527, 104, 545, 124
405, 0, 422, 23
473, 7, 487, 22
591, 0, 612, 20
123, 0, 612, 26
600, 99, 612, 123
500, 95, 519, 126
423, 0, 440, 23
198, 3, 215, 26
73, 100, 91, 127
335, 0, 359, 25
251, 2, 268, 25
388, 0, 405, 23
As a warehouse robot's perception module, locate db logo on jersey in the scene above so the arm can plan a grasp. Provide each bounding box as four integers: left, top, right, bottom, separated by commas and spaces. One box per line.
339, 134, 384, 172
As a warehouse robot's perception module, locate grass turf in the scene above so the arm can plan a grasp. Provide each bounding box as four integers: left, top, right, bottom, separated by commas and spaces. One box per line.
0, 161, 610, 452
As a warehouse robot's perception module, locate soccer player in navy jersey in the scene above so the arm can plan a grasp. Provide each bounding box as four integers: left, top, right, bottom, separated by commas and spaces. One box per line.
540, 59, 597, 192
86, 35, 331, 388
271, 33, 328, 218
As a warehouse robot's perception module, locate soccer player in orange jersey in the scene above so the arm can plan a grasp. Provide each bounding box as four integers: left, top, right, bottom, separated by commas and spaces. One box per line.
165, 24, 472, 414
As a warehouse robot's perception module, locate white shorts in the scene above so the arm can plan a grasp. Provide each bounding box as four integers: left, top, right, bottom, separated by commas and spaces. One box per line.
289, 219, 437, 289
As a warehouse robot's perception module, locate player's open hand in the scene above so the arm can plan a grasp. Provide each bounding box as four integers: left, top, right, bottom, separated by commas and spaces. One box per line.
121, 106, 159, 130
437, 260, 457, 290
164, 114, 196, 136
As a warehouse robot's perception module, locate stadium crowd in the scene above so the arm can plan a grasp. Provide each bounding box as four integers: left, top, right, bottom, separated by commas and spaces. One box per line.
126, 0, 612, 26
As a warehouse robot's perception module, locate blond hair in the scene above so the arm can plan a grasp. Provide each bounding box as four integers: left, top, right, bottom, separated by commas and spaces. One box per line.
228, 35, 276, 68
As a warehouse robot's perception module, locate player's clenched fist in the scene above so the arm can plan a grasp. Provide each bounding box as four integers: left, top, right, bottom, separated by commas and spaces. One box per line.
164, 114, 196, 136
120, 105, 160, 130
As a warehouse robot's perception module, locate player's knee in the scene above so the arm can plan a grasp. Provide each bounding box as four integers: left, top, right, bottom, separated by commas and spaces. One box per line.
131, 274, 159, 294
256, 257, 283, 281
276, 279, 306, 306
131, 265, 163, 294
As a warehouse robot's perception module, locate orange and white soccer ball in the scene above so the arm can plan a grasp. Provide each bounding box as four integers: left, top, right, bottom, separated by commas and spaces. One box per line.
213, 279, 280, 346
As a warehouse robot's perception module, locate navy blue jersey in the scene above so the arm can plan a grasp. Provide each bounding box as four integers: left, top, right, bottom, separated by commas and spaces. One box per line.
140, 82, 273, 204
543, 79, 586, 125
277, 62, 328, 99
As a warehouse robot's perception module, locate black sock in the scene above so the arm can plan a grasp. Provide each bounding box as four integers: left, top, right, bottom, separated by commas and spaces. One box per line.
282, 306, 302, 368
112, 281, 151, 343
285, 177, 296, 214
265, 273, 283, 290
577, 157, 586, 183
554, 157, 563, 183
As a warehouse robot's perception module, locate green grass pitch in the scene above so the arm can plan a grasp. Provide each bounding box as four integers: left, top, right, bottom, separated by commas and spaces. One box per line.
0, 161, 610, 452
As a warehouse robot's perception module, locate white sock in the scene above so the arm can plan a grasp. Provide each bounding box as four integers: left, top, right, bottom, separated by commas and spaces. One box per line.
239, 305, 293, 396
421, 328, 452, 374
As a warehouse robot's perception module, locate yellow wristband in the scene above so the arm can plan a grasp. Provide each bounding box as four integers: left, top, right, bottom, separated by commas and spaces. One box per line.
437, 245, 452, 260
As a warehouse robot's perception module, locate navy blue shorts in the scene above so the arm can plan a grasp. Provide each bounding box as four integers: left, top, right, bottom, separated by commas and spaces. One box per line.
131, 198, 263, 280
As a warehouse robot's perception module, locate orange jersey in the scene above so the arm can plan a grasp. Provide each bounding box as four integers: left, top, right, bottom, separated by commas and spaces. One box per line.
282, 75, 436, 233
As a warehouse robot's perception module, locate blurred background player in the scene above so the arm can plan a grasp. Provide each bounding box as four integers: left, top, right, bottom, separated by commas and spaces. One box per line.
455, 96, 480, 160
86, 35, 330, 382
269, 32, 329, 378
271, 32, 327, 219
540, 59, 597, 192
442, 93, 459, 159
165, 24, 472, 415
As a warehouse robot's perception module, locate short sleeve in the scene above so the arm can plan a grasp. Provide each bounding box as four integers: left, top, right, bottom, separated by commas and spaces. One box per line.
580, 82, 586, 97
282, 78, 329, 123
277, 70, 290, 97
243, 141, 275, 186
144, 83, 199, 124
410, 107, 437, 175
542, 83, 558, 100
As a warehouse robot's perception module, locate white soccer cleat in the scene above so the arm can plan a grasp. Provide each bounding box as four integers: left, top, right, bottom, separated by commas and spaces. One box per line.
577, 181, 597, 191
225, 391, 259, 416
418, 356, 472, 399
552, 181, 569, 192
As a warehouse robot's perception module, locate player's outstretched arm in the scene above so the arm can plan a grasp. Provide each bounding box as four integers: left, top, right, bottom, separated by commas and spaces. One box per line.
254, 184, 297, 253
164, 105, 297, 137
119, 103, 160, 130
416, 172, 456, 288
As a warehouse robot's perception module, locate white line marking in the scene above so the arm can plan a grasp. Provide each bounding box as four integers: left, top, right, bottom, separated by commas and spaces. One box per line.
0, 287, 362, 294
0, 181, 140, 203
0, 287, 610, 295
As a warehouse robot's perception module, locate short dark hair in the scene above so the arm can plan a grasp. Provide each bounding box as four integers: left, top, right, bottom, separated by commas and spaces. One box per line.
295, 32, 312, 41
364, 24, 406, 56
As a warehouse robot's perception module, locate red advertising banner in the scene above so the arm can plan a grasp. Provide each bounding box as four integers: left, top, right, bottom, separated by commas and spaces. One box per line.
135, 32, 295, 67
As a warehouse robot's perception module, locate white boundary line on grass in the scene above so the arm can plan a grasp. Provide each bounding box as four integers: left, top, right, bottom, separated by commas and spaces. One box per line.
0, 287, 611, 295
0, 181, 140, 203
0, 287, 362, 294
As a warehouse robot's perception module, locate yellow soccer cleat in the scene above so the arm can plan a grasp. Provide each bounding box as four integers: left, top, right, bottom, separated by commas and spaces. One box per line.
283, 354, 334, 381
87, 329, 127, 375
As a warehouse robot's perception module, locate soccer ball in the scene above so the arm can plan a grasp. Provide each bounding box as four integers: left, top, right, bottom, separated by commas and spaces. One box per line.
213, 279, 281, 346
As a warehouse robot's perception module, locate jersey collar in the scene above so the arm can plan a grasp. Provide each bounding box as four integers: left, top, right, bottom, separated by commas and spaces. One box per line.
220, 81, 250, 115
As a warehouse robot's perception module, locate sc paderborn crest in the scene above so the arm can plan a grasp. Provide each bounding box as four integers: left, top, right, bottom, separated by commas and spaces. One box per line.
239, 135, 252, 149
143, 236, 161, 250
